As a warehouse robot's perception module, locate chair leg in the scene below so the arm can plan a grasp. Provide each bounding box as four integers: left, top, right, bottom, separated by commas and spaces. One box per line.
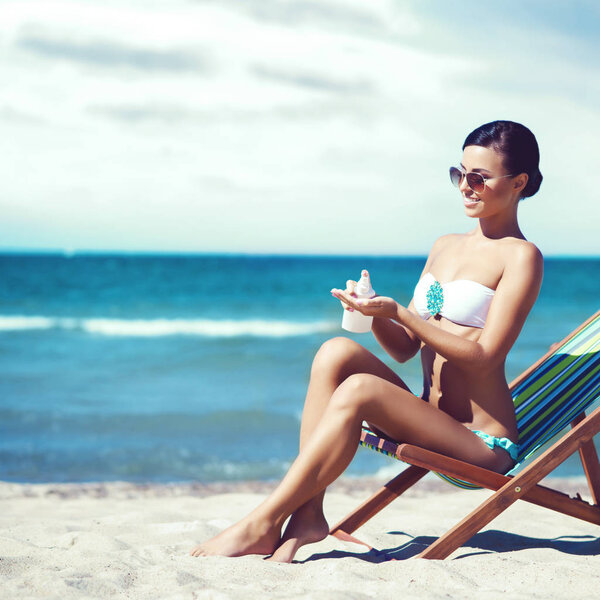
418, 406, 600, 560
572, 412, 600, 505
396, 443, 600, 524
330, 465, 428, 539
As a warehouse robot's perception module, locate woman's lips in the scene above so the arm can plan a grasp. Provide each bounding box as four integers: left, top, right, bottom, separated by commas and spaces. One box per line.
463, 197, 480, 207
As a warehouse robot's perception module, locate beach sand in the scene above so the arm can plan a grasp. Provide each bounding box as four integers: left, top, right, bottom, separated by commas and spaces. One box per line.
1, 476, 599, 599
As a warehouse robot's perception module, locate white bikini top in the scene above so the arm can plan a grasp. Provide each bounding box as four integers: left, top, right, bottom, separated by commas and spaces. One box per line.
412, 272, 495, 328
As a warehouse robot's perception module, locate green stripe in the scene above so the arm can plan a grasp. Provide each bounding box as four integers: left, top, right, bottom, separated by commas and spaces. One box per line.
515, 333, 600, 417
514, 354, 579, 409
514, 329, 599, 409
434, 472, 481, 490
519, 391, 600, 464
519, 360, 600, 440
359, 441, 395, 460
520, 361, 600, 440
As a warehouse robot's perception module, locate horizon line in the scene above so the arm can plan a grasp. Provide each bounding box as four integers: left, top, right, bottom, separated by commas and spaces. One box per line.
0, 248, 599, 260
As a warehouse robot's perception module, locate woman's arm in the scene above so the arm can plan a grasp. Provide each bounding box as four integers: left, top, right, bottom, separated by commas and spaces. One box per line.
371, 301, 421, 363
335, 241, 543, 375
368, 238, 447, 363
334, 238, 443, 364
394, 242, 543, 373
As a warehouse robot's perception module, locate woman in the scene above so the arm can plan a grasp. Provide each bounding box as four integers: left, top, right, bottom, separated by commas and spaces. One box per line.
191, 120, 544, 562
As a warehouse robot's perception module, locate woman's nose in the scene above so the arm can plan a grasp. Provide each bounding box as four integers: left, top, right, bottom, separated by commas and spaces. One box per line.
458, 173, 471, 193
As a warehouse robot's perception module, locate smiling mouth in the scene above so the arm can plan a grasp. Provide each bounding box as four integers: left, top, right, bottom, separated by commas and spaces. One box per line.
463, 197, 481, 204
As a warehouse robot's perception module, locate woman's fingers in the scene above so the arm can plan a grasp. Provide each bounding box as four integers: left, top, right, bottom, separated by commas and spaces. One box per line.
331, 288, 359, 312
329, 279, 358, 312
343, 280, 358, 310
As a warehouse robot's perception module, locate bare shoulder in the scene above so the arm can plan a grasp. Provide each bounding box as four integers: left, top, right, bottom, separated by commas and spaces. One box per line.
504, 239, 543, 270
502, 239, 544, 287
435, 232, 465, 246
430, 232, 465, 253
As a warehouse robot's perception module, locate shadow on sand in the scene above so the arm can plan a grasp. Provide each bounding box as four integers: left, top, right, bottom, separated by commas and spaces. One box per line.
298, 530, 600, 563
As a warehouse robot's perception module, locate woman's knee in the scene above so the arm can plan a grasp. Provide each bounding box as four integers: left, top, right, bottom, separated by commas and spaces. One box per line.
311, 337, 365, 380
329, 373, 375, 413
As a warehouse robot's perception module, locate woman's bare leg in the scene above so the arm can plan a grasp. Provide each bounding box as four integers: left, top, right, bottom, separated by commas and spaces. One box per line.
190, 337, 407, 558
268, 337, 409, 562
190, 368, 507, 559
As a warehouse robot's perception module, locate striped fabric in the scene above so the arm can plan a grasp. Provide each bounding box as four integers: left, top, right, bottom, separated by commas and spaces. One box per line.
359, 311, 600, 490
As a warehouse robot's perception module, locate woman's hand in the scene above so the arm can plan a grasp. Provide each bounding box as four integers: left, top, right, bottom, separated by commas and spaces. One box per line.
331, 288, 399, 320
334, 279, 358, 313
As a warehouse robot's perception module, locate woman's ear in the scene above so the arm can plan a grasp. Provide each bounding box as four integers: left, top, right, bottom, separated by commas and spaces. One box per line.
513, 172, 528, 195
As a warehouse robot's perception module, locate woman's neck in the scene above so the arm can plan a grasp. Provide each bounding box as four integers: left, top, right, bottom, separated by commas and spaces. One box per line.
476, 203, 524, 240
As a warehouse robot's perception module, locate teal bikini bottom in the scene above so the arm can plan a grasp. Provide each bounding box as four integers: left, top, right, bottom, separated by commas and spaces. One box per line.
472, 429, 519, 462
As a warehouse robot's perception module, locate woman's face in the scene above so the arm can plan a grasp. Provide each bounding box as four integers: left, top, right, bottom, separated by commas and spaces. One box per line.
459, 145, 524, 217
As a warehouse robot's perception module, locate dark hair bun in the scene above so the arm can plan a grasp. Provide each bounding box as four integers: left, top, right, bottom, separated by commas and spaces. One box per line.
523, 168, 543, 198
463, 120, 542, 199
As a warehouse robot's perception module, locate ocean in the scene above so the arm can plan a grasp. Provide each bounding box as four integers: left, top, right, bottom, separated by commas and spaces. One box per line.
1, 253, 598, 484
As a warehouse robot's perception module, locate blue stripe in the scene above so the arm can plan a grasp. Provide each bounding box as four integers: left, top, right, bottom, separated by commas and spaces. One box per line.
517, 356, 600, 443
514, 338, 600, 414
517, 357, 600, 451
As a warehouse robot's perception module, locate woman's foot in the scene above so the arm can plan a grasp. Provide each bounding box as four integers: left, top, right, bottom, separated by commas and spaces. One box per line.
189, 517, 281, 558
267, 505, 329, 563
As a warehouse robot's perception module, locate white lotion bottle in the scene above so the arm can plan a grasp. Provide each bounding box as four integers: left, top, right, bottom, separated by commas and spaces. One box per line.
342, 270, 376, 333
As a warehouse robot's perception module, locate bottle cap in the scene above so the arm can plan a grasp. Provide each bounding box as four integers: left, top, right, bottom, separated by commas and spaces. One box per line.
355, 270, 375, 298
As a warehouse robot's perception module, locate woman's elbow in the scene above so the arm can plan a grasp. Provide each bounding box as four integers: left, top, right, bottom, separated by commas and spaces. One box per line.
394, 339, 421, 363
467, 344, 505, 375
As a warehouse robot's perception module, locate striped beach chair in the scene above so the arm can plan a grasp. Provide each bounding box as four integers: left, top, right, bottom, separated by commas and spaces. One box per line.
330, 309, 600, 559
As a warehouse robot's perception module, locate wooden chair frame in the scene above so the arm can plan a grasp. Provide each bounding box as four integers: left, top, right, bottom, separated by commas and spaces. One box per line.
330, 312, 600, 559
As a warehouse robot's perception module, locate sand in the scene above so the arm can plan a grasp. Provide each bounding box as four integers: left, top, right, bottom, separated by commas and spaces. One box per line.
1, 476, 599, 599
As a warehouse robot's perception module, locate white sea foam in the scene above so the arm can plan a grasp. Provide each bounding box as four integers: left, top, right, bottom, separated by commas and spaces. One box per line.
0, 315, 337, 338
0, 316, 56, 330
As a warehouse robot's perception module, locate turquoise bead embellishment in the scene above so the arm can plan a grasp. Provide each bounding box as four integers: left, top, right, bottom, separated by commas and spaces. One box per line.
426, 280, 444, 316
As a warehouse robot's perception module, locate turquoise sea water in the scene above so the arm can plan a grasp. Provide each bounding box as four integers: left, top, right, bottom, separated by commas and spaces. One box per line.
0, 253, 598, 483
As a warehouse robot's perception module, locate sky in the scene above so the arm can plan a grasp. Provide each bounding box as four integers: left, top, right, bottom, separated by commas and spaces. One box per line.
1, 0, 599, 256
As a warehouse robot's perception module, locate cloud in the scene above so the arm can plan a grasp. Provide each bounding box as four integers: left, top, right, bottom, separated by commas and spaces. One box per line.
88, 104, 195, 124
0, 106, 45, 125
226, 0, 420, 39
0, 0, 598, 255
17, 34, 206, 72
250, 64, 374, 95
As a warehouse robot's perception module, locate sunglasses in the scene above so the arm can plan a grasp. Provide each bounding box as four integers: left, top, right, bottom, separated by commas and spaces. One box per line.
449, 166, 515, 193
